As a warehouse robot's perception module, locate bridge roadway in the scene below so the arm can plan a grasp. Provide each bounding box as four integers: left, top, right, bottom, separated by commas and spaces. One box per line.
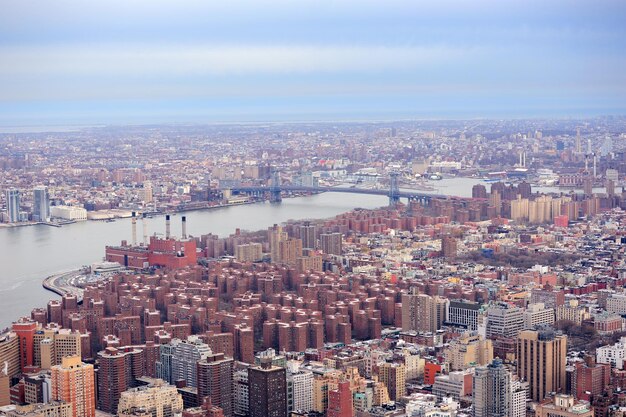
226, 185, 459, 201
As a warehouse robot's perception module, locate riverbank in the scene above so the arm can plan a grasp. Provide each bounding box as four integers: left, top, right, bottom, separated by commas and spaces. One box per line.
42, 269, 88, 301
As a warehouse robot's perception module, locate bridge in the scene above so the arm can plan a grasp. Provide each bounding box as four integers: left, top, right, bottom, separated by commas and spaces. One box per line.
223, 172, 453, 206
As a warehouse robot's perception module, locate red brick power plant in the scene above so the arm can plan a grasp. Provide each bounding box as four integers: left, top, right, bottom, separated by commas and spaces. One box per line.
105, 213, 197, 270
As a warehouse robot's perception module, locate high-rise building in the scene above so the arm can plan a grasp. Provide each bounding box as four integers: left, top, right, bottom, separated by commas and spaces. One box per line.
573, 355, 610, 401
320, 233, 342, 256
523, 303, 555, 330
172, 336, 211, 388
287, 366, 313, 413
447, 299, 482, 331
0, 331, 21, 379
51, 356, 95, 417
444, 332, 493, 371
472, 184, 487, 199
268, 224, 288, 263
517, 328, 567, 402
234, 243, 263, 263
0, 371, 9, 406
33, 328, 82, 369
377, 362, 406, 401
517, 181, 532, 199
473, 359, 526, 417
299, 222, 316, 250
157, 336, 211, 388
6, 188, 21, 223
196, 353, 234, 417
441, 236, 457, 259
233, 369, 248, 417
13, 317, 38, 371
401, 288, 446, 333
24, 374, 51, 405
248, 359, 287, 417
485, 303, 524, 339
32, 186, 50, 222
96, 347, 142, 414
117, 379, 183, 417
278, 239, 303, 266
327, 380, 353, 417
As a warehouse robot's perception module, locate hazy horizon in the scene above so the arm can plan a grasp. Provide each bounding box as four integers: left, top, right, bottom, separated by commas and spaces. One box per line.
1, 0, 625, 126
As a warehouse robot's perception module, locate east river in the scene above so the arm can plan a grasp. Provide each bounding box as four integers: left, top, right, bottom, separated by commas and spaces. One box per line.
0, 177, 591, 327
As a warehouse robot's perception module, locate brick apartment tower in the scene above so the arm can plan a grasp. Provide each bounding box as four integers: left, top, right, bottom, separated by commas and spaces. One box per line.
12, 318, 38, 371
248, 358, 287, 417
96, 347, 134, 414
196, 353, 234, 417
327, 380, 353, 417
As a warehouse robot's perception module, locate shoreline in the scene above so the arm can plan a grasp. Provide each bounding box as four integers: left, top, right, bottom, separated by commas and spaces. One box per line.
41, 269, 87, 302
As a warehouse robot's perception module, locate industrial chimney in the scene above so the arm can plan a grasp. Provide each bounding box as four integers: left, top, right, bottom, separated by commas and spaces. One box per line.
142, 213, 148, 245
131, 211, 137, 246
182, 216, 187, 240
165, 214, 171, 239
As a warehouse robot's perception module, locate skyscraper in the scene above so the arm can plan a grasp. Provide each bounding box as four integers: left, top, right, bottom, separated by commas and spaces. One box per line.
473, 359, 526, 417
6, 188, 20, 223
33, 186, 50, 222
50, 356, 96, 417
517, 328, 567, 402
196, 353, 234, 417
248, 359, 287, 417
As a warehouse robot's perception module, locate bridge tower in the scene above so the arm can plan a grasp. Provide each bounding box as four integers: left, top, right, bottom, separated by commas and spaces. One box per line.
270, 169, 282, 203
388, 172, 400, 206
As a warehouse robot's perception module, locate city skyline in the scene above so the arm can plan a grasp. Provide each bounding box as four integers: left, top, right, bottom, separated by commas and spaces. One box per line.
1, 0, 625, 126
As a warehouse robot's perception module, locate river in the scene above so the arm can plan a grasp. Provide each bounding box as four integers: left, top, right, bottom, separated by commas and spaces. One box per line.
0, 176, 598, 327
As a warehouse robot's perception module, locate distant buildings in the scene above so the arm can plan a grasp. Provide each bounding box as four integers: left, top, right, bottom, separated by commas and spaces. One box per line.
6, 188, 20, 223
32, 186, 50, 222
50, 206, 87, 221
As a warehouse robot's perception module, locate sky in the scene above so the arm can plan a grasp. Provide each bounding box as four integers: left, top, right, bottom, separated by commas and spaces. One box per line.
0, 0, 625, 126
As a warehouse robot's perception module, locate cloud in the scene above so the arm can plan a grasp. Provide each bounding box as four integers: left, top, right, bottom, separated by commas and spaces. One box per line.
0, 44, 475, 78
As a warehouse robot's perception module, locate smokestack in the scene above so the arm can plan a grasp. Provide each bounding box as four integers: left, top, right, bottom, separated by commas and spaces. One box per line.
165, 214, 171, 239
519, 151, 523, 167
523, 151, 526, 168
131, 211, 137, 246
182, 216, 187, 240
142, 213, 148, 245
